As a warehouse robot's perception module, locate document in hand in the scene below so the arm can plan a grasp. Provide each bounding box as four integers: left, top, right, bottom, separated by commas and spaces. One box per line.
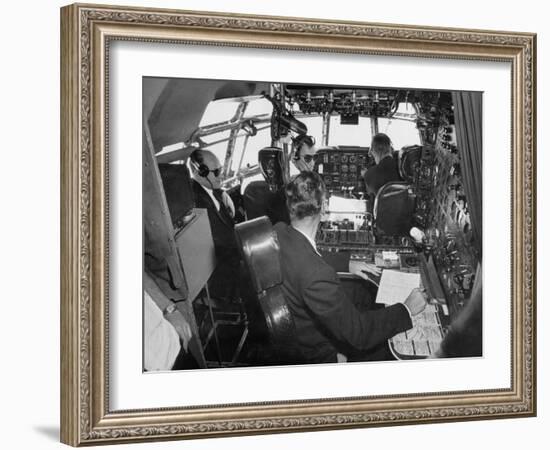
375, 270, 421, 305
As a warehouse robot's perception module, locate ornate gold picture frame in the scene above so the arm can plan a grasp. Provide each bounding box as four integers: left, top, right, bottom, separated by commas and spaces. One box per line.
60, 3, 536, 446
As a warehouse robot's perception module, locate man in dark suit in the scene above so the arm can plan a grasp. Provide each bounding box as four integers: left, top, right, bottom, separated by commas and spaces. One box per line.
364, 133, 402, 195
273, 171, 427, 363
189, 149, 239, 299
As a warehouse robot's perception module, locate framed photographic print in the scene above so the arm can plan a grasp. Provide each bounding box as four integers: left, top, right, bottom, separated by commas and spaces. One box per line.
60, 3, 536, 446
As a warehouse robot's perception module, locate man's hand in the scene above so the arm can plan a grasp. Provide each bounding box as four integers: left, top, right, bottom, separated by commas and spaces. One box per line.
349, 260, 381, 281
404, 288, 428, 316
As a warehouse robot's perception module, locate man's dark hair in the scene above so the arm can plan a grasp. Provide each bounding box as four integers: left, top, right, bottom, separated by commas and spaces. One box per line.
285, 171, 325, 220
292, 134, 316, 161
370, 133, 393, 160
293, 134, 315, 150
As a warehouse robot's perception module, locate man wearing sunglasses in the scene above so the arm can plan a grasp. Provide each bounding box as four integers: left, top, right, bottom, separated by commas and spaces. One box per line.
291, 134, 317, 172
189, 149, 239, 299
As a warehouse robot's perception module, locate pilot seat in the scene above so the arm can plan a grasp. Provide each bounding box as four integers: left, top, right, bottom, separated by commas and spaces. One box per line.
373, 182, 416, 238
235, 216, 300, 364
398, 145, 423, 182
243, 147, 290, 224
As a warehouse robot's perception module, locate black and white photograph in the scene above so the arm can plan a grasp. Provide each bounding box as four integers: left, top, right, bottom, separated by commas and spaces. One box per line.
1, 0, 545, 446
143, 77, 482, 371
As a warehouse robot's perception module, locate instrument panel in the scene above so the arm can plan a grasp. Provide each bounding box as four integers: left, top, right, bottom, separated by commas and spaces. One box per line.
316, 228, 373, 251
286, 86, 401, 117
413, 121, 479, 319
314, 146, 374, 193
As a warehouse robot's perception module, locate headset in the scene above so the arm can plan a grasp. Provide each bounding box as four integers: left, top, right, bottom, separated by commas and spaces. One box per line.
292, 134, 316, 161
189, 150, 221, 178
189, 150, 221, 190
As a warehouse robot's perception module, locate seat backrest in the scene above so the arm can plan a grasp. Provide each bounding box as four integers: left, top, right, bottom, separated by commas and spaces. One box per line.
374, 182, 416, 237
157, 163, 195, 229
399, 145, 423, 182
243, 181, 272, 221
258, 147, 286, 192
234, 217, 298, 358
243, 181, 290, 225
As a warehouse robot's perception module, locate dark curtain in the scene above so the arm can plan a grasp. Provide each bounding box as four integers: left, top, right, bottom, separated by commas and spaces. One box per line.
438, 262, 483, 357
452, 91, 483, 258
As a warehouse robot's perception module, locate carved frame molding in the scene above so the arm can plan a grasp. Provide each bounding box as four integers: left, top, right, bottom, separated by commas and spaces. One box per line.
60, 3, 536, 446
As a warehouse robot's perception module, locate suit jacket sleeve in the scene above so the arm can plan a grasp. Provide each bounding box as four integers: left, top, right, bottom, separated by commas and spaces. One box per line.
320, 250, 350, 273
364, 166, 377, 195
302, 264, 412, 351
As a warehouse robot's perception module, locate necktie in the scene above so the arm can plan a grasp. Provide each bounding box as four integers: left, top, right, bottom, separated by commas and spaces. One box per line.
213, 189, 233, 222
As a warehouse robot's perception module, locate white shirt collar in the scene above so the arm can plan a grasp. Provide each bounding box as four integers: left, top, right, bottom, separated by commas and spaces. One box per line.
196, 181, 235, 218
196, 181, 220, 210
292, 225, 321, 256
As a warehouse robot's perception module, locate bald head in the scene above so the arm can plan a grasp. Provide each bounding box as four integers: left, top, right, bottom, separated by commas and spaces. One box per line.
189, 149, 223, 189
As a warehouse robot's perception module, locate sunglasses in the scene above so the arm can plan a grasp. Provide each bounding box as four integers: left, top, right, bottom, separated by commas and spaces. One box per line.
295, 134, 316, 148
207, 167, 223, 177
302, 154, 316, 164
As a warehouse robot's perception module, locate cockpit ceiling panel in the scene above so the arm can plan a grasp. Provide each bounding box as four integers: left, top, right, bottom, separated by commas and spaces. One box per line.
285, 85, 401, 117
286, 85, 454, 119
286, 85, 396, 95
145, 78, 269, 153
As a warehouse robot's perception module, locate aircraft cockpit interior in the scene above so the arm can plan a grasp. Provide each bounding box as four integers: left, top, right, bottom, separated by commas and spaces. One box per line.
143, 77, 482, 371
